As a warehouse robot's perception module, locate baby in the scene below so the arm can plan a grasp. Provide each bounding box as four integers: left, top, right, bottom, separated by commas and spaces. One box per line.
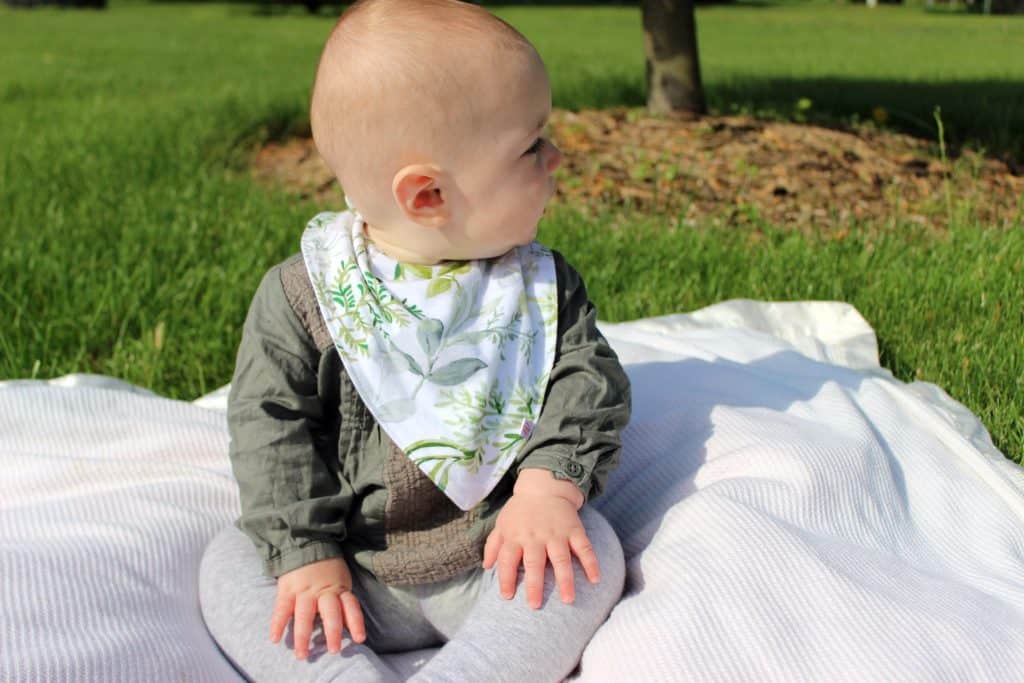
199, 1, 631, 681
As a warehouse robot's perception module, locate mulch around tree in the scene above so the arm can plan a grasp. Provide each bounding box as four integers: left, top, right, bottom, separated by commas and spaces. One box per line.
251, 107, 1023, 235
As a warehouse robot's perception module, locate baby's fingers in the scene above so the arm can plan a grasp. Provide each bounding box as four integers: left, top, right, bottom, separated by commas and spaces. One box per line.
497, 543, 524, 600
269, 590, 295, 644
569, 531, 600, 584
523, 543, 548, 609
482, 529, 502, 570
547, 540, 576, 604
318, 593, 344, 654
340, 591, 367, 644
292, 595, 317, 659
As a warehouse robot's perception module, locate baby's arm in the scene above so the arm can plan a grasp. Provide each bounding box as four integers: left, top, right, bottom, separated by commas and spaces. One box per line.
512, 251, 631, 504
228, 263, 361, 657
483, 251, 632, 609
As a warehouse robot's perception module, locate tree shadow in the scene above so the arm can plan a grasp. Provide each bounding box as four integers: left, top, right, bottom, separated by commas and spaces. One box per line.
588, 349, 914, 598
707, 77, 1024, 168
555, 74, 1024, 168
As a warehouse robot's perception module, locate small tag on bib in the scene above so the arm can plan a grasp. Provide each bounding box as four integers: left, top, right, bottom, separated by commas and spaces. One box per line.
520, 419, 535, 439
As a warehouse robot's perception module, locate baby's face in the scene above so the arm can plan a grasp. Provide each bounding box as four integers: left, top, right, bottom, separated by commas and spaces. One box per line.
444, 57, 562, 260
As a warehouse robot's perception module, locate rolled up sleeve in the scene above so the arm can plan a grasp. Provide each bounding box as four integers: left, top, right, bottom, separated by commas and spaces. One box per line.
513, 251, 632, 505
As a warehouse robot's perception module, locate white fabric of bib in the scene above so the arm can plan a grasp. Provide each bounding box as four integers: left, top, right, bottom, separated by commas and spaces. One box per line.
300, 209, 558, 511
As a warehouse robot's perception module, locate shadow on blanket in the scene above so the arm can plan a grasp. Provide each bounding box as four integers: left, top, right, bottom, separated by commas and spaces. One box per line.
598, 350, 898, 588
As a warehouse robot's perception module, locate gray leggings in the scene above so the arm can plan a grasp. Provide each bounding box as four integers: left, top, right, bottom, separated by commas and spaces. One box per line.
199, 505, 625, 682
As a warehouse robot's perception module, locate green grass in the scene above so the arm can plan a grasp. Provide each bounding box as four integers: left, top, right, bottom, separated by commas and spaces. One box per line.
503, 0, 1024, 162
0, 1, 1021, 463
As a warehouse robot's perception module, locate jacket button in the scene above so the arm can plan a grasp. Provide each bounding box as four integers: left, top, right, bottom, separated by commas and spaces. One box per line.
565, 461, 583, 477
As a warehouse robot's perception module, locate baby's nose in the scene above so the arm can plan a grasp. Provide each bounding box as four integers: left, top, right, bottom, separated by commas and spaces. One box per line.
545, 142, 562, 174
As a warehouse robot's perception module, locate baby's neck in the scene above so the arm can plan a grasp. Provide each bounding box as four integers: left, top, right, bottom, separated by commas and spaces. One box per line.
362, 221, 444, 266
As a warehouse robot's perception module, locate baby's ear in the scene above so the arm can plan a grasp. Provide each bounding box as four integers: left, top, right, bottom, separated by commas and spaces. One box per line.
392, 164, 448, 229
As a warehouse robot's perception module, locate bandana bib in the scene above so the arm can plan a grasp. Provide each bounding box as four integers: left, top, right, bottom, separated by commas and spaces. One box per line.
300, 209, 558, 511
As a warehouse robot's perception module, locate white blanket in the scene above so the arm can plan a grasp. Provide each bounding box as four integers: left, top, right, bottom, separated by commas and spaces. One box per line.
2, 300, 1023, 682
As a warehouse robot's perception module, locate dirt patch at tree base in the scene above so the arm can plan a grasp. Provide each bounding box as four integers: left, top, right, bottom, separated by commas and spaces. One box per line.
251, 108, 1023, 235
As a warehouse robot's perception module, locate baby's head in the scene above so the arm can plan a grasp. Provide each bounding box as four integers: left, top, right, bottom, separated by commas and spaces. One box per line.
310, 0, 562, 264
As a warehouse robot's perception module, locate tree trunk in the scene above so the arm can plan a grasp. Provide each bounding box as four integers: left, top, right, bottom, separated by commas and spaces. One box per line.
642, 0, 707, 117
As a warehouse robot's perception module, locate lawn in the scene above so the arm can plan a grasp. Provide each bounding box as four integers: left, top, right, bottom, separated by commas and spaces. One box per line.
0, 0, 1021, 463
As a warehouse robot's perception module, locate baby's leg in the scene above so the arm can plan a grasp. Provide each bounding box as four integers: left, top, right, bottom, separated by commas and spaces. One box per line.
199, 525, 443, 682
410, 505, 626, 683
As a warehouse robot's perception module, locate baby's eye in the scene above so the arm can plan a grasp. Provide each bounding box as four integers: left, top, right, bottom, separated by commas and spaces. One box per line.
524, 137, 545, 156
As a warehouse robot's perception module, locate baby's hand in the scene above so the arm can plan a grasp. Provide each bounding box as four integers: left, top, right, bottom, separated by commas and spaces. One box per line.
271, 556, 367, 659
482, 492, 600, 610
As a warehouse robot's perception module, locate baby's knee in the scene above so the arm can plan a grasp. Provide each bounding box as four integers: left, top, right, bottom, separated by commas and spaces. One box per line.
199, 525, 272, 612
201, 525, 246, 578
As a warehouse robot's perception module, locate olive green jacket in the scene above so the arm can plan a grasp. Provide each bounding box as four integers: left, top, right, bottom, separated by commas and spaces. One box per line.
227, 249, 631, 586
